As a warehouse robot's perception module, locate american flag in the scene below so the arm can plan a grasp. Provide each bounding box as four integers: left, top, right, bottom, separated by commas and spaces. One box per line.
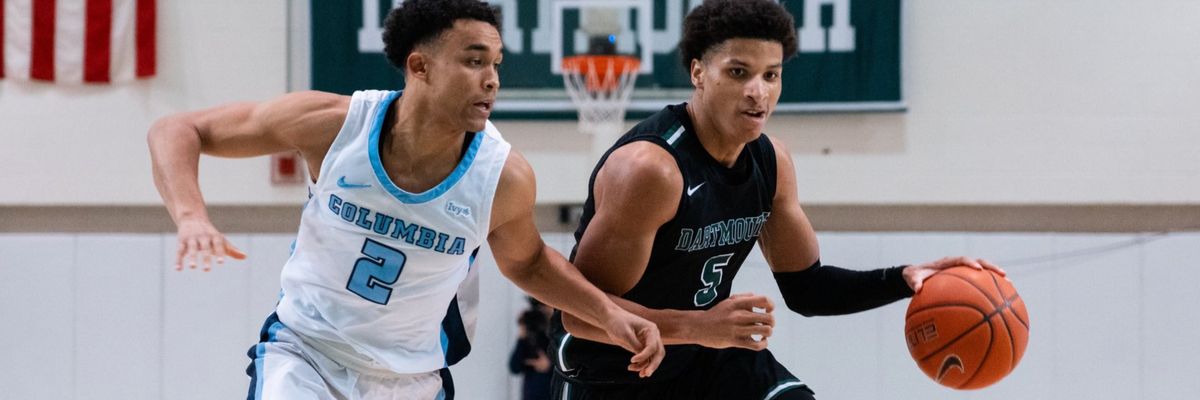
1, 0, 155, 84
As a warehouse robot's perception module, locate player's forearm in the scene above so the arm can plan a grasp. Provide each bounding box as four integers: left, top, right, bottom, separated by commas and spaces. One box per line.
147, 117, 210, 224
561, 296, 702, 345
558, 311, 614, 343
503, 244, 623, 330
775, 260, 913, 317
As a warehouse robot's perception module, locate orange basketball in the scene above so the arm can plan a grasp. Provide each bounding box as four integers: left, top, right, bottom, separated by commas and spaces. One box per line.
903, 266, 1029, 389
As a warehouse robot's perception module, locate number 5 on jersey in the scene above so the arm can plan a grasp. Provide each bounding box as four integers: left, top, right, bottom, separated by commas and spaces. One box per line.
347, 238, 408, 305
694, 253, 734, 307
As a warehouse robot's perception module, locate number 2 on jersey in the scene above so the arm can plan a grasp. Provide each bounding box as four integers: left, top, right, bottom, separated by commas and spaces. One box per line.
347, 238, 407, 305
693, 253, 734, 307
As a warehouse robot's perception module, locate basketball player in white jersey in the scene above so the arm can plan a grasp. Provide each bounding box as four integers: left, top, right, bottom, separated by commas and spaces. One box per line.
147, 1, 663, 398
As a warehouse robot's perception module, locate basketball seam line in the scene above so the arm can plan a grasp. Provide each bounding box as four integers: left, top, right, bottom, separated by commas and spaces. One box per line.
1008, 294, 1030, 329
959, 318, 995, 389
979, 271, 1029, 329
907, 303, 988, 317
1010, 299, 1030, 329
991, 273, 1020, 373
916, 295, 1020, 363
944, 269, 1027, 375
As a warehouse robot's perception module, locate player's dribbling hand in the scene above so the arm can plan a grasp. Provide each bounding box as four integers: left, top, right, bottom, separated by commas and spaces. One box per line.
903, 256, 1007, 293
697, 293, 775, 351
602, 310, 665, 378
174, 217, 247, 272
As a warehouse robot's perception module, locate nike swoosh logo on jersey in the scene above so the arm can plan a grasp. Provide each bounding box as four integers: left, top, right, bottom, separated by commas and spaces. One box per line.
687, 182, 706, 196
337, 176, 372, 189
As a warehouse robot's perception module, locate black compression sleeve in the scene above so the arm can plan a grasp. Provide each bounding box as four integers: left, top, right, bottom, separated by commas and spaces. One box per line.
773, 260, 915, 317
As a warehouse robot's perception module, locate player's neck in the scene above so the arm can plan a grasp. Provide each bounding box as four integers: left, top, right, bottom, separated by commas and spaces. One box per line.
686, 102, 746, 168
386, 94, 467, 162
376, 95, 471, 191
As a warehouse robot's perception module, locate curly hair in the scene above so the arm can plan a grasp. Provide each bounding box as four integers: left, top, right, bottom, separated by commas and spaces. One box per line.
382, 0, 500, 72
678, 0, 798, 71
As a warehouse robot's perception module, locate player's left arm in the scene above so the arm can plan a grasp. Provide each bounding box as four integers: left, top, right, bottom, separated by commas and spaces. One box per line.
757, 137, 1005, 316
487, 150, 664, 377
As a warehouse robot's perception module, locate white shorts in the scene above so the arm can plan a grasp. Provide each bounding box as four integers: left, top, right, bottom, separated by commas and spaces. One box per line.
246, 313, 453, 400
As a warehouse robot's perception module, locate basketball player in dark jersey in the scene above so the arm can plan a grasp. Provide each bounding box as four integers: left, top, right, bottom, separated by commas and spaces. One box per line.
548, 1, 1005, 399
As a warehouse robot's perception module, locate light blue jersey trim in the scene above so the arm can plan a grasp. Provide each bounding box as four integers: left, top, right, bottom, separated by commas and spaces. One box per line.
467, 247, 479, 271
440, 329, 450, 368
252, 320, 286, 399
253, 345, 266, 399
367, 90, 486, 204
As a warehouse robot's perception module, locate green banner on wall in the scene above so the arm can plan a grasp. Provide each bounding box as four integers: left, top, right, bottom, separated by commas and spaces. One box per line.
310, 0, 902, 118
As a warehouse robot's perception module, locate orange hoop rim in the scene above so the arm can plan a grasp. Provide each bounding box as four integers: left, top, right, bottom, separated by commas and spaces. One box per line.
561, 55, 641, 75
562, 55, 641, 92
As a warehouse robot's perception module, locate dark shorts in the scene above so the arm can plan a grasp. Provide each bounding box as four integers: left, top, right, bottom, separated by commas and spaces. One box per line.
551, 348, 815, 400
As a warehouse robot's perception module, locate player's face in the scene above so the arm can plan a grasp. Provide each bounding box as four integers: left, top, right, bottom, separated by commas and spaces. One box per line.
691, 39, 784, 143
425, 20, 503, 132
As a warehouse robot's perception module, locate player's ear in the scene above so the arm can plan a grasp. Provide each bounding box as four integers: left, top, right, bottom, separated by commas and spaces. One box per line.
406, 50, 430, 82
689, 58, 705, 90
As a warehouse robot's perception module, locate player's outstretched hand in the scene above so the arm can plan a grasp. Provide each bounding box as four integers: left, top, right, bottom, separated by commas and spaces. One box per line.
903, 256, 1007, 293
174, 217, 247, 272
602, 310, 665, 378
696, 293, 775, 351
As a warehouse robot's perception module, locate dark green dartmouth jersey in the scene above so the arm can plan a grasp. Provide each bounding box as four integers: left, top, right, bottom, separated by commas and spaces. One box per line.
550, 103, 778, 384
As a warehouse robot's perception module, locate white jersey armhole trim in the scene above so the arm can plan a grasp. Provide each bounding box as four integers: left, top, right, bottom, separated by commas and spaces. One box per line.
473, 121, 512, 239
315, 90, 396, 186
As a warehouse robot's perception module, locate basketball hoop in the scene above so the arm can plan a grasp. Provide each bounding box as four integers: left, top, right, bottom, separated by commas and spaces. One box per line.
561, 55, 641, 137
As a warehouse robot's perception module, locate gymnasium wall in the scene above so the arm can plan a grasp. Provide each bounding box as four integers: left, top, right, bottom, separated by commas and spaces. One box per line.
1, 0, 1197, 207
2, 1, 1198, 400
2, 231, 1197, 400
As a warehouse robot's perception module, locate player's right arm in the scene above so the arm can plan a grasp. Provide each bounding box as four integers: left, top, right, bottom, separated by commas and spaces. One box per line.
147, 91, 350, 271
759, 137, 1003, 316
560, 142, 775, 350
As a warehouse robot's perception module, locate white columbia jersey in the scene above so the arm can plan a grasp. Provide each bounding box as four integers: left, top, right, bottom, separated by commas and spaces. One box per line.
275, 90, 511, 374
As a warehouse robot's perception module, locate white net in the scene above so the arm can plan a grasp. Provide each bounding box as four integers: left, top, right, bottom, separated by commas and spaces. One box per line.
561, 56, 640, 137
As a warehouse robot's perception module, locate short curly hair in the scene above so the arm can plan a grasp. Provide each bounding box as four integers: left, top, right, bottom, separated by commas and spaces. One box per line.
382, 0, 500, 72
678, 0, 798, 71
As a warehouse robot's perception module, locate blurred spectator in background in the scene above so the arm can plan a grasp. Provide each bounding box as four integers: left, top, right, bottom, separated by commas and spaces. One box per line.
509, 297, 553, 400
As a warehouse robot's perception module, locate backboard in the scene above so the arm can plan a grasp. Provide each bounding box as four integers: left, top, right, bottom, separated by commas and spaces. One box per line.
303, 0, 904, 118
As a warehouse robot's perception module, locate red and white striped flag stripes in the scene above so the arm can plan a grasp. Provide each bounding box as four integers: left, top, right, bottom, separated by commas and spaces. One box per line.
1, 0, 155, 84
